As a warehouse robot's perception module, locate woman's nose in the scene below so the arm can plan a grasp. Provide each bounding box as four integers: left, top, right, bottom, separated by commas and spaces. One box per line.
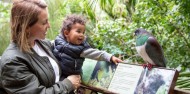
47, 22, 50, 28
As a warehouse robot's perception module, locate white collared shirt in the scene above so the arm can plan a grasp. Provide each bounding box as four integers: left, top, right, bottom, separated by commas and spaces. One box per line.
33, 43, 60, 83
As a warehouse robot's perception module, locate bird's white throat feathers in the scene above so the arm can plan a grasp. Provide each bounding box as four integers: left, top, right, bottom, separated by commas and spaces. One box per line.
136, 37, 155, 65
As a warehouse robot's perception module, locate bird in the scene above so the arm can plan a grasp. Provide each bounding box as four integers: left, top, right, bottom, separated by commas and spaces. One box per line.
134, 28, 166, 69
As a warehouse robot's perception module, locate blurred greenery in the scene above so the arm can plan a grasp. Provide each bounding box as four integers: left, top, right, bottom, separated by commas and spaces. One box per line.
0, 1, 11, 56
0, 0, 190, 71
1, 0, 190, 91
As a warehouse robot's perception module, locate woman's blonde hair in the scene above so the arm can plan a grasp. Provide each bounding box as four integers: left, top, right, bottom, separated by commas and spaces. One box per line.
11, 0, 47, 53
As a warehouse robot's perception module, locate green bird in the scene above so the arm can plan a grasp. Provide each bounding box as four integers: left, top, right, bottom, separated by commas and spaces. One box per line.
134, 28, 166, 69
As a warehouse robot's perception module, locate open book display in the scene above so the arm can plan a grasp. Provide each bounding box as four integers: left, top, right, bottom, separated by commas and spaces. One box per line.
80, 59, 179, 94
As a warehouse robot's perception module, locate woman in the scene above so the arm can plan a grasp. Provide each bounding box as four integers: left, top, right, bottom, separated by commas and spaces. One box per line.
0, 0, 81, 94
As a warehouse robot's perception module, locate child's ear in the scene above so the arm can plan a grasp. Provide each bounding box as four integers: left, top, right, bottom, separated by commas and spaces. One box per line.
64, 30, 69, 37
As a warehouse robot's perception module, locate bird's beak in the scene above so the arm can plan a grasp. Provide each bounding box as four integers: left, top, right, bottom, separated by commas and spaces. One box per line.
133, 33, 136, 37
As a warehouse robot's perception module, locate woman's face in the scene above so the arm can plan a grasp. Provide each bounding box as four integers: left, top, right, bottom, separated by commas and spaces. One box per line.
64, 23, 85, 45
28, 8, 50, 45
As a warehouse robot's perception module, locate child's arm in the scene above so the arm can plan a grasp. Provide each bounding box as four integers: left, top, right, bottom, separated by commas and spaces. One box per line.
80, 48, 123, 64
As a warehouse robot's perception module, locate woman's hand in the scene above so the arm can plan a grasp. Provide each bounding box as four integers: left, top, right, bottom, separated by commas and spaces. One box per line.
67, 75, 81, 89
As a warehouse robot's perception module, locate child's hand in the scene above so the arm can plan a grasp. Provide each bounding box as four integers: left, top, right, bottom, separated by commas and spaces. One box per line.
111, 56, 123, 64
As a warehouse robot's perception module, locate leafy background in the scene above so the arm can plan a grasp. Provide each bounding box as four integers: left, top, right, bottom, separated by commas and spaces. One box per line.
0, 0, 190, 90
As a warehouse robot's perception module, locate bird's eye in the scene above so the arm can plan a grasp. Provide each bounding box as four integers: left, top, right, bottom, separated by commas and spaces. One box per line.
134, 30, 139, 36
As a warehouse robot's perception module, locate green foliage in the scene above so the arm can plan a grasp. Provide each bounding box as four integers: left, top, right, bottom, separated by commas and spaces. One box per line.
0, 1, 11, 55
0, 0, 190, 72
0, 0, 190, 90
46, 0, 96, 40
81, 0, 190, 72
89, 18, 132, 54
131, 0, 190, 70
176, 71, 190, 90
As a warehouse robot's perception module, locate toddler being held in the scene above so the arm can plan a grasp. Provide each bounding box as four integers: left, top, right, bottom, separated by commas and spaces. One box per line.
53, 14, 123, 78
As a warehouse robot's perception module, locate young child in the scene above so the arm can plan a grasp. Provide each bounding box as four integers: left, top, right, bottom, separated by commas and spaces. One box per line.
53, 14, 123, 78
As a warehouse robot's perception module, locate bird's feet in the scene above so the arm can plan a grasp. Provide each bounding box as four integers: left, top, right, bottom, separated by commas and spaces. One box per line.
142, 64, 153, 70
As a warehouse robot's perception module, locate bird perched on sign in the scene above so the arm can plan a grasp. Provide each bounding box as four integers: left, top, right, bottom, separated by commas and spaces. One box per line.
134, 28, 166, 69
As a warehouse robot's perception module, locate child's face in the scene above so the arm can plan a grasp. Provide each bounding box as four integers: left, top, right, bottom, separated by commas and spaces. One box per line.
64, 23, 85, 45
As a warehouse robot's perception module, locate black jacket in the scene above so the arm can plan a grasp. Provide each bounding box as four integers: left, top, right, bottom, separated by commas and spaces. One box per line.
0, 40, 74, 94
53, 35, 90, 77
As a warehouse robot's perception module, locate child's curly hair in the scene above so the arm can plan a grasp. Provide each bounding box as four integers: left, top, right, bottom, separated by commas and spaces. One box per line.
60, 14, 86, 35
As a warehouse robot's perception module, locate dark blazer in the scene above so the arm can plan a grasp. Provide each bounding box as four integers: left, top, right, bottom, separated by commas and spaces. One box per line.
0, 40, 74, 94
